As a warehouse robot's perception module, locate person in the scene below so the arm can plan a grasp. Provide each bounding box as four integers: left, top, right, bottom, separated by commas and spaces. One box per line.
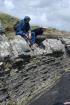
14, 16, 37, 46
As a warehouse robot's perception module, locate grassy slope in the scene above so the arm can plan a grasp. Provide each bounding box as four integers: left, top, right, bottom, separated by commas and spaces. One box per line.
0, 13, 70, 39
0, 13, 18, 28
0, 13, 39, 38
0, 13, 39, 29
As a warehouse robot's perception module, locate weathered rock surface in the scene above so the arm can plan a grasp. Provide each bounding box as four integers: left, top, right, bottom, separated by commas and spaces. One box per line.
9, 36, 31, 59
61, 38, 70, 53
29, 72, 70, 105
0, 34, 70, 105
0, 35, 11, 61
0, 52, 70, 105
0, 35, 65, 61
42, 39, 64, 54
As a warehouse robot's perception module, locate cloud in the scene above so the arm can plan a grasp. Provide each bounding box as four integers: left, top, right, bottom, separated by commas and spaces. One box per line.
1, 0, 70, 31
28, 0, 41, 6
4, 0, 15, 10
29, 13, 48, 27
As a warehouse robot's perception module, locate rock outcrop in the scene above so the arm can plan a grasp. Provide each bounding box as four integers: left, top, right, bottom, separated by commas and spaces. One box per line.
0, 34, 70, 105
0, 35, 11, 61
42, 39, 64, 54
0, 35, 65, 60
61, 37, 70, 53
9, 36, 31, 59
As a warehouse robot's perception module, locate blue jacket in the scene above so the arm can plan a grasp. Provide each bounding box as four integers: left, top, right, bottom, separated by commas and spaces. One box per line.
15, 20, 31, 37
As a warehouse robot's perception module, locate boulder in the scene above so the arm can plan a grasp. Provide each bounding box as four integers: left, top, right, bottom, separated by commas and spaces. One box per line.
42, 39, 64, 54
61, 38, 70, 53
10, 36, 31, 59
0, 35, 11, 61
10, 36, 65, 57
31, 38, 64, 56
41, 40, 52, 54
0, 34, 65, 61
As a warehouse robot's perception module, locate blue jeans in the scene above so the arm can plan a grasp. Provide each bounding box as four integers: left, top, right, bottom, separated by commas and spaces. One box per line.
31, 32, 36, 44
16, 32, 36, 45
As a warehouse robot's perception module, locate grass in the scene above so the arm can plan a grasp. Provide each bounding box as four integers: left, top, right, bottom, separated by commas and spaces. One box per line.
0, 13, 39, 30
0, 12, 70, 39
0, 13, 40, 39
0, 13, 18, 28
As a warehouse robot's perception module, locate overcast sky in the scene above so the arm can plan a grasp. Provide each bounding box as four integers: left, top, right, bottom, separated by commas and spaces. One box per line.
0, 0, 70, 31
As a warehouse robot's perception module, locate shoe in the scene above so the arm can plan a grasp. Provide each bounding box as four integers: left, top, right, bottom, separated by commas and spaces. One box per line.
39, 43, 45, 49
31, 43, 38, 48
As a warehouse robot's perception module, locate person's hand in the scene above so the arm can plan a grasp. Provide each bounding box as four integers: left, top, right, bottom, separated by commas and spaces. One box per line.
28, 31, 32, 39
25, 34, 29, 39
28, 31, 31, 39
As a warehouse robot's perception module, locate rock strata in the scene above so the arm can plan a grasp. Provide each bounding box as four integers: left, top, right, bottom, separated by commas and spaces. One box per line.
0, 34, 70, 105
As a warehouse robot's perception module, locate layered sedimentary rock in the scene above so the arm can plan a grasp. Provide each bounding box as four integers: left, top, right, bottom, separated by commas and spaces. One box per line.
61, 37, 70, 53
0, 35, 70, 105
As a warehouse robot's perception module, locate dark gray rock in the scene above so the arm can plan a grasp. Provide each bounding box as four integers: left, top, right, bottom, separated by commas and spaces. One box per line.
0, 34, 70, 105
0, 35, 65, 61
0, 35, 11, 61
0, 53, 69, 105
61, 38, 70, 53
10, 36, 31, 59
42, 39, 64, 53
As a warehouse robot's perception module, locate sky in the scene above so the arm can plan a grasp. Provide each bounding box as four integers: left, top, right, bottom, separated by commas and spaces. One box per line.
0, 0, 70, 31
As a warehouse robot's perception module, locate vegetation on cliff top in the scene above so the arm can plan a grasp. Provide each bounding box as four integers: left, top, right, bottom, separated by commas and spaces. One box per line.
0, 13, 39, 30
0, 13, 70, 39
0, 13, 18, 28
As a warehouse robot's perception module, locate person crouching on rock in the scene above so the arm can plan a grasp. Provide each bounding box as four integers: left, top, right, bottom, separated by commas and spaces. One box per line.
14, 16, 37, 47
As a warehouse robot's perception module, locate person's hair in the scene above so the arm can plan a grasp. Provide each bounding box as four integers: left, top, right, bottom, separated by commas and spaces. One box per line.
24, 16, 31, 21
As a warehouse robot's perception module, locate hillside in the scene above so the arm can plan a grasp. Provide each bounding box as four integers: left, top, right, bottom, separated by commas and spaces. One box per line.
45, 27, 70, 38
0, 13, 18, 28
0, 13, 39, 30
0, 13, 70, 38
